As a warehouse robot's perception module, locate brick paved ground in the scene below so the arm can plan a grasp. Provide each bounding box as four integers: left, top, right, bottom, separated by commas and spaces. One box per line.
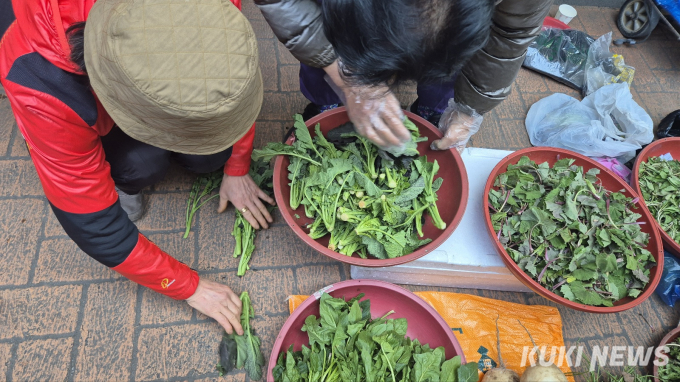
1, 4, 679, 382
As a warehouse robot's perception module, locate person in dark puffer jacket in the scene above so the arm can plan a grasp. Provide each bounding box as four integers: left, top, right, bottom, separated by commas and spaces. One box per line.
255, 0, 553, 152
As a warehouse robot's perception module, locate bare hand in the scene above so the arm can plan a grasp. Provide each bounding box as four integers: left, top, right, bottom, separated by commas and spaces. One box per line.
186, 278, 243, 335
218, 173, 275, 229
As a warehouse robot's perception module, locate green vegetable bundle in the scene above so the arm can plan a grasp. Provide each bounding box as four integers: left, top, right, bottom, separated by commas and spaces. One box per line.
232, 159, 275, 276
184, 171, 223, 238
638, 157, 680, 245
217, 291, 265, 380
272, 293, 478, 382
658, 336, 680, 381
488, 156, 655, 307
253, 114, 445, 259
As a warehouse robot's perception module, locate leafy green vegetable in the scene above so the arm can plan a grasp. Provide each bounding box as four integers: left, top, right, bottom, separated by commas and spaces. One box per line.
253, 114, 444, 259
216, 291, 265, 380
638, 156, 680, 244
232, 159, 275, 277
658, 336, 680, 381
272, 293, 476, 382
184, 171, 223, 238
488, 156, 655, 307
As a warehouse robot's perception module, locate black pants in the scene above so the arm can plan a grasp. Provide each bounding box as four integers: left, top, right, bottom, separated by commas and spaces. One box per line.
101, 126, 232, 195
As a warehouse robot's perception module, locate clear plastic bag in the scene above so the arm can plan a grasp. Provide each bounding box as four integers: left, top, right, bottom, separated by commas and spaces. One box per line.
522, 28, 595, 91
656, 253, 680, 307
584, 32, 635, 95
525, 82, 654, 163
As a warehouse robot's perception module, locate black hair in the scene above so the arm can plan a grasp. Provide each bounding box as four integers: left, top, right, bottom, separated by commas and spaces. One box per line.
322, 0, 494, 87
66, 21, 87, 74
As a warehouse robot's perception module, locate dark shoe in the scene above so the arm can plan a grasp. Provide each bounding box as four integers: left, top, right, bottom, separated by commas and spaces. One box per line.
410, 98, 442, 127
301, 102, 341, 121
116, 187, 145, 222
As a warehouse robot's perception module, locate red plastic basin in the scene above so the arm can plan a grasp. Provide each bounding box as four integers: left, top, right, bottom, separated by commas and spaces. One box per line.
483, 147, 664, 313
266, 279, 465, 382
542, 16, 570, 30
273, 107, 468, 267
632, 137, 680, 258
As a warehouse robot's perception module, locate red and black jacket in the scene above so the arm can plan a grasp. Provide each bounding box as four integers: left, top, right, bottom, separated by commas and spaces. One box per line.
0, 0, 252, 300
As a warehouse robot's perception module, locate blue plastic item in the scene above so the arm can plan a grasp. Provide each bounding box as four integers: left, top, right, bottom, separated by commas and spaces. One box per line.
656, 251, 680, 306
657, 0, 680, 25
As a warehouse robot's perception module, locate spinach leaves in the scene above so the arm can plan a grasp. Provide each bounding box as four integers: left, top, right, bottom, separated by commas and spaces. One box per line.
217, 291, 264, 380
253, 114, 445, 260
232, 159, 275, 276
658, 337, 680, 381
272, 293, 477, 382
488, 157, 654, 306
184, 171, 223, 238
638, 157, 680, 244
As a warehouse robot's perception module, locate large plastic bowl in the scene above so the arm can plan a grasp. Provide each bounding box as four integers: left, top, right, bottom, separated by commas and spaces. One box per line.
483, 147, 664, 313
273, 107, 468, 267
653, 326, 680, 380
632, 137, 680, 258
266, 279, 465, 382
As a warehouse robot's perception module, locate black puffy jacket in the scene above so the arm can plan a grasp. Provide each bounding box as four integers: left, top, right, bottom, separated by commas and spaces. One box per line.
254, 0, 553, 114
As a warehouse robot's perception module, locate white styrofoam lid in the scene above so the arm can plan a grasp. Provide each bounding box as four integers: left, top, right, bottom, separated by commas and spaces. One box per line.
404, 147, 512, 267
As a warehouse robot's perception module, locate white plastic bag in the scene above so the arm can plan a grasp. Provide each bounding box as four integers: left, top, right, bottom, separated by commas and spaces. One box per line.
525, 82, 653, 163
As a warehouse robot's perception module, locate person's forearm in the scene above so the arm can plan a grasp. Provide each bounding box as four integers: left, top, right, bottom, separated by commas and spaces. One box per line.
113, 233, 199, 300
454, 0, 553, 114
322, 60, 343, 88
224, 124, 256, 176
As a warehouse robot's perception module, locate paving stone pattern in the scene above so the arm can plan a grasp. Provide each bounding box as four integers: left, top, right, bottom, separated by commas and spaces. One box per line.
0, 5, 679, 382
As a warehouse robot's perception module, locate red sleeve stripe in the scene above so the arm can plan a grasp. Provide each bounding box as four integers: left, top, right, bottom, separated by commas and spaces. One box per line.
224, 123, 255, 176
113, 234, 199, 300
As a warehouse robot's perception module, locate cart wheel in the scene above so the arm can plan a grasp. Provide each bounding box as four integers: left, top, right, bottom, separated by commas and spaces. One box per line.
617, 0, 661, 39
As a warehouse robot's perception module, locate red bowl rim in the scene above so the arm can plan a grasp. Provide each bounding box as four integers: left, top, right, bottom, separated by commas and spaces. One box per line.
266, 279, 466, 382
653, 326, 680, 379
631, 137, 680, 257
272, 107, 469, 267
542, 16, 571, 30
482, 147, 664, 313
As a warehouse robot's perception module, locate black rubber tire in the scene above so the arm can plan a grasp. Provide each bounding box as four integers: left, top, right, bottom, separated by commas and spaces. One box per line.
617, 0, 660, 39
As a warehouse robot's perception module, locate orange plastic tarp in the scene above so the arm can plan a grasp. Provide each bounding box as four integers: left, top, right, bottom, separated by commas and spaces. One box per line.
289, 291, 574, 381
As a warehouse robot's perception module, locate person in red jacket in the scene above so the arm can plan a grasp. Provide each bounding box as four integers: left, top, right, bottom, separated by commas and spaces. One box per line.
0, 0, 273, 335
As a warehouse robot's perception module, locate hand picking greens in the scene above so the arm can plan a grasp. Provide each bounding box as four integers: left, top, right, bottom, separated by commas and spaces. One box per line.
217, 291, 265, 380
252, 114, 446, 260
638, 156, 680, 245
488, 156, 655, 307
232, 159, 275, 276
184, 171, 223, 238
272, 293, 478, 382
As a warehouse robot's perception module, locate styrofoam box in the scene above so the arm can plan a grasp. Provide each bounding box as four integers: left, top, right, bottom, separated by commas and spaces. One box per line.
351, 147, 532, 292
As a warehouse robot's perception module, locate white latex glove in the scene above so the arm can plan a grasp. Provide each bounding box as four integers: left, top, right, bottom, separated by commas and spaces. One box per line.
431, 99, 483, 153
323, 61, 411, 150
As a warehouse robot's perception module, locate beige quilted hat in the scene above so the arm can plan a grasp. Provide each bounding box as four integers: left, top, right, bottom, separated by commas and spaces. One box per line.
84, 0, 263, 155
